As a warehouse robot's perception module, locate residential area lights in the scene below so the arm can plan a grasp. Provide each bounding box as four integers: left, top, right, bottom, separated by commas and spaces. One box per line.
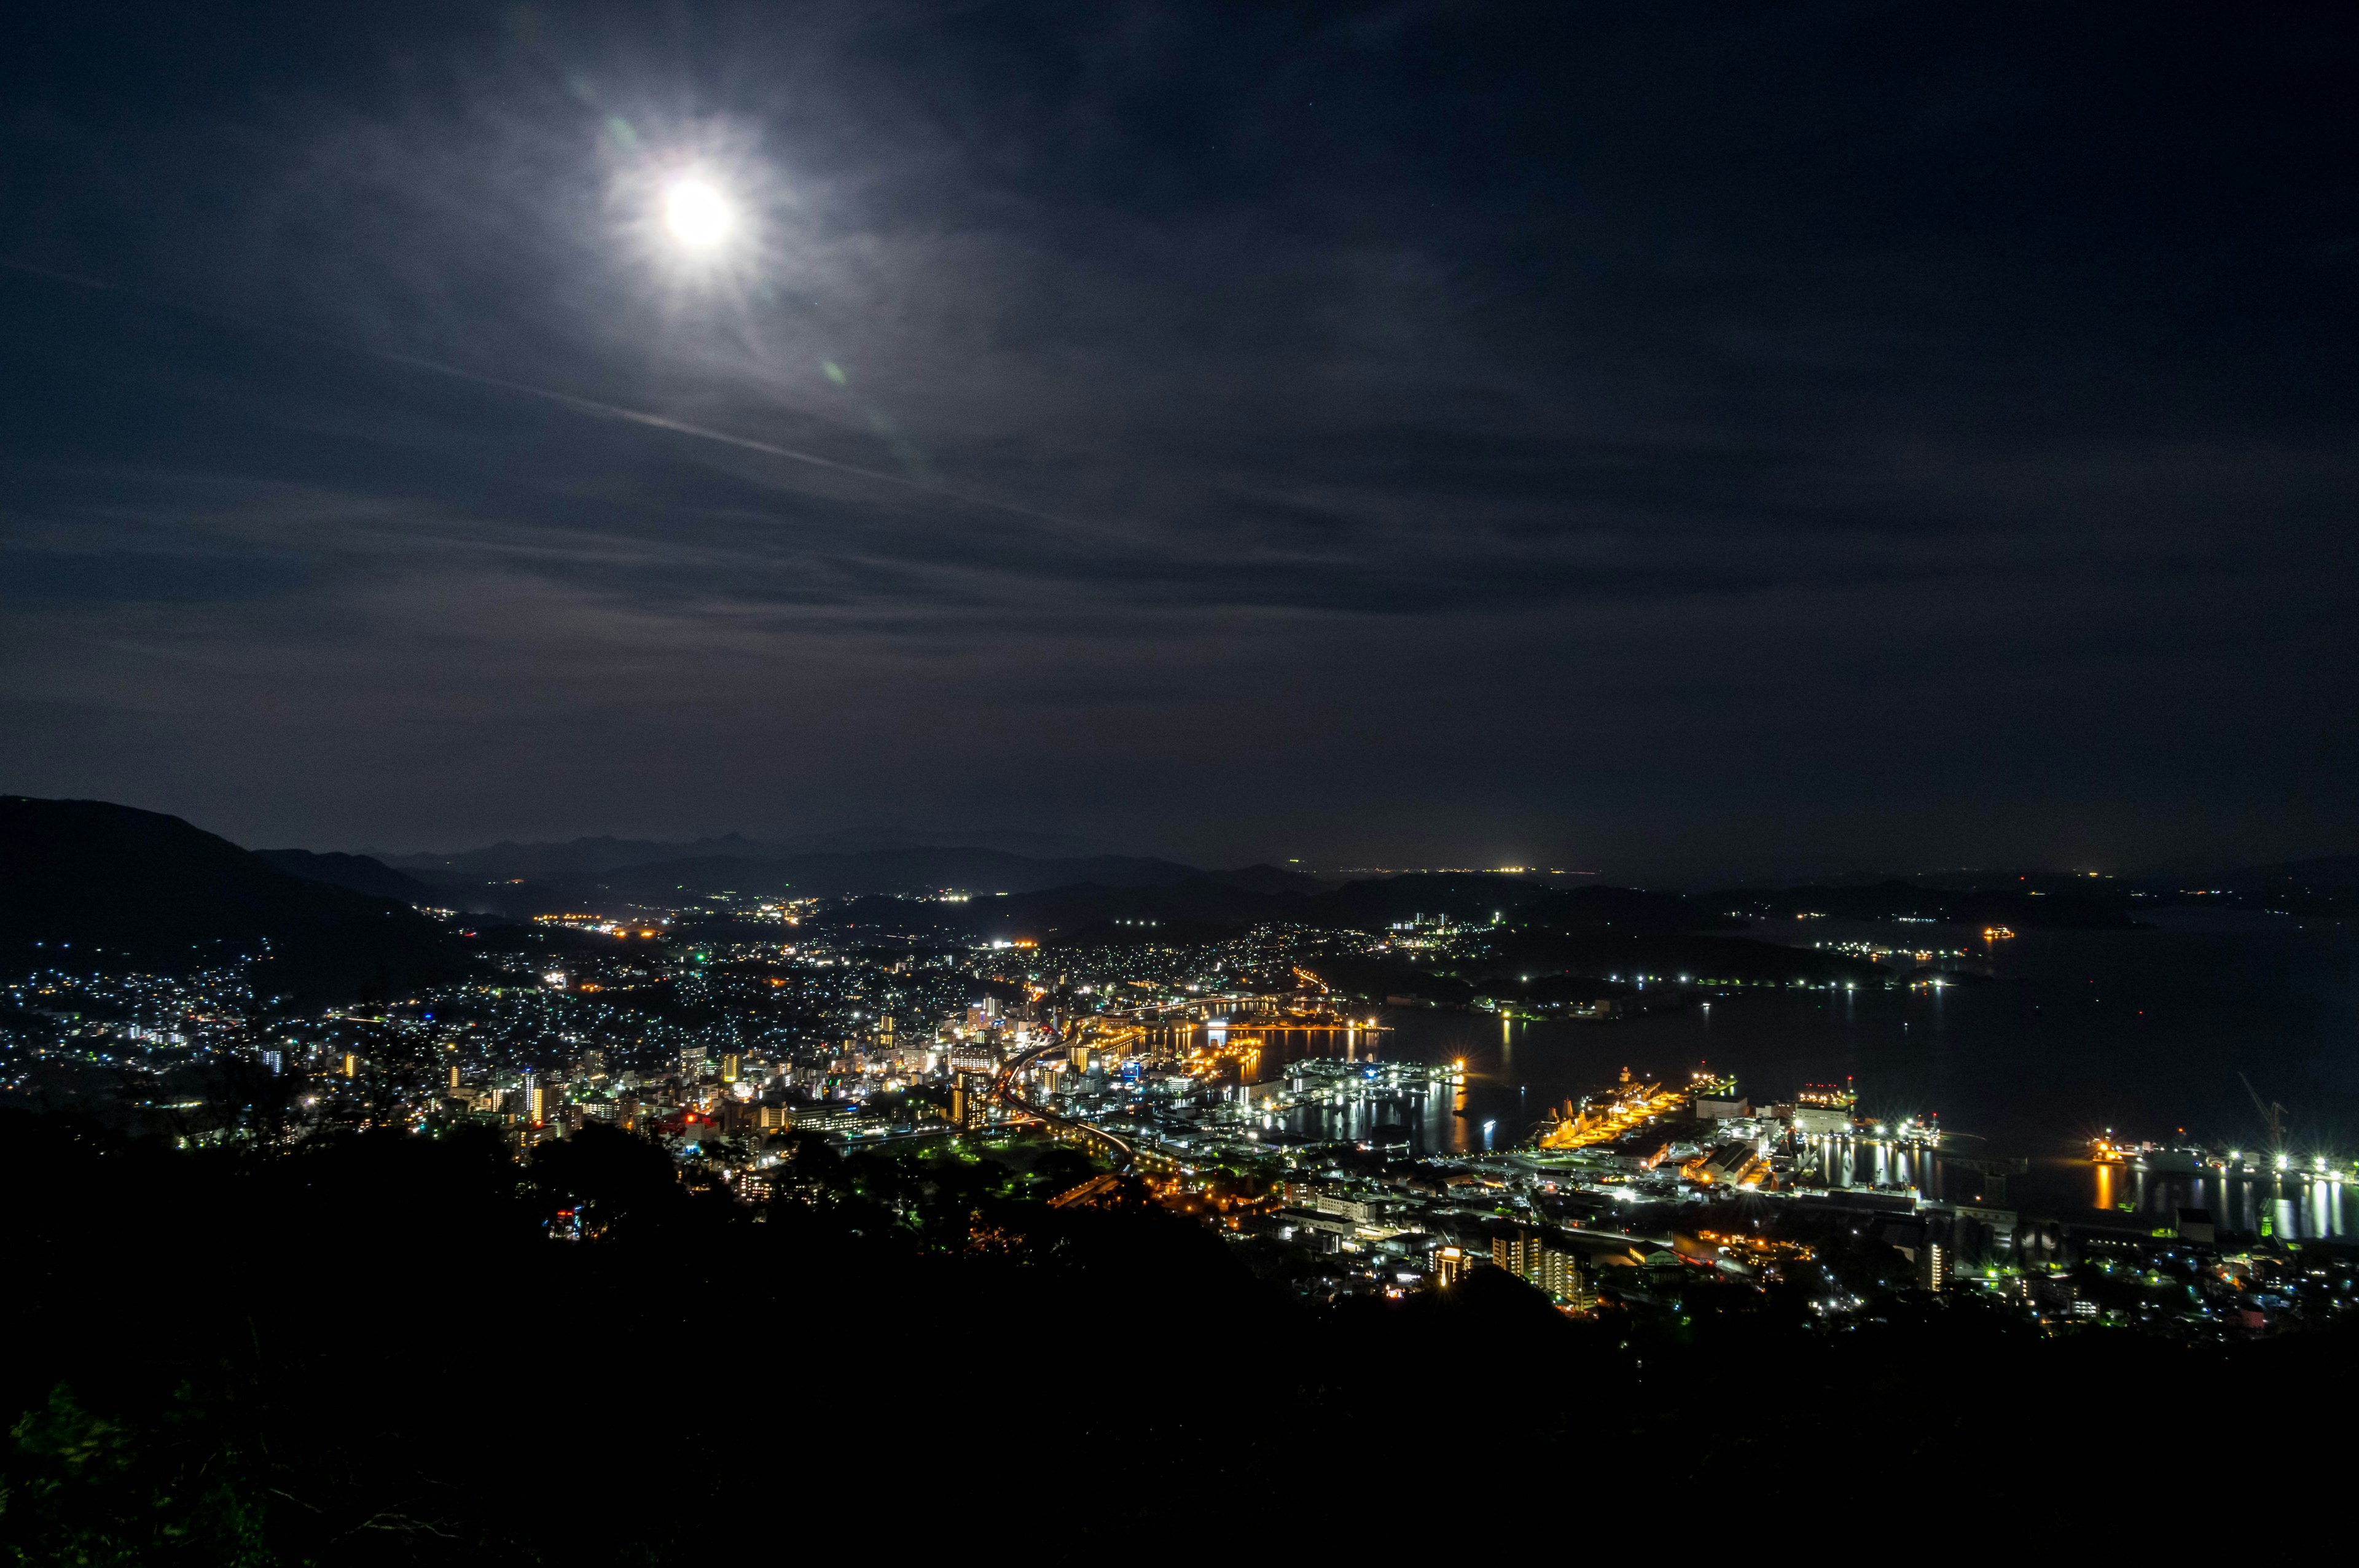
11, 888, 2352, 1340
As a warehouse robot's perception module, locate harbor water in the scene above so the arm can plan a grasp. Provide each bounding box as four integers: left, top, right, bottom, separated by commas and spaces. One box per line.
1230, 907, 2359, 1233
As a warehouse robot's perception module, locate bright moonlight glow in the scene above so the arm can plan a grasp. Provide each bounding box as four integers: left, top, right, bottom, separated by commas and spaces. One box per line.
662, 179, 735, 250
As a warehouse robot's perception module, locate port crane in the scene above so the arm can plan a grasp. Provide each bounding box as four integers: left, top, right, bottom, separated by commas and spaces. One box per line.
2239, 1072, 2288, 1153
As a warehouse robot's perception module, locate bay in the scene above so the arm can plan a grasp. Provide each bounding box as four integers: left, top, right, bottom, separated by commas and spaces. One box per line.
1244, 907, 2359, 1232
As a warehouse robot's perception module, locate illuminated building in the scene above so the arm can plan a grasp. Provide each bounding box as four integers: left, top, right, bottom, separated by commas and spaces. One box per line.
1494, 1228, 1544, 1280
1685, 1141, 1766, 1186
952, 1069, 990, 1129
1538, 1247, 1588, 1306
1434, 1245, 1467, 1288
1318, 1192, 1382, 1226
1490, 1228, 1589, 1304
1793, 1080, 1858, 1136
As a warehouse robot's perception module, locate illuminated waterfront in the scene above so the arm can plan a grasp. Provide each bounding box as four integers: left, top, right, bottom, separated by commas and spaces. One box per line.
1191, 907, 2359, 1234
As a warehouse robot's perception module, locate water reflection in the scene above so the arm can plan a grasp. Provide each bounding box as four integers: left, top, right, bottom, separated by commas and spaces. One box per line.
1205, 1002, 2359, 1238
2084, 1163, 2358, 1240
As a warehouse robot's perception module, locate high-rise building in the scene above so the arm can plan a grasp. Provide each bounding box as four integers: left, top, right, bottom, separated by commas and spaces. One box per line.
1538, 1246, 1587, 1305
1493, 1229, 1544, 1280
1434, 1246, 1467, 1288
1489, 1230, 1590, 1305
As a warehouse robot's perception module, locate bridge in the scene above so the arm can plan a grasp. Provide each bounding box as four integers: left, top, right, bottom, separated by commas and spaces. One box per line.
1047, 1173, 1124, 1208
984, 1001, 1383, 1171
1106, 993, 1387, 1031
1197, 1021, 1383, 1031
990, 1020, 1138, 1169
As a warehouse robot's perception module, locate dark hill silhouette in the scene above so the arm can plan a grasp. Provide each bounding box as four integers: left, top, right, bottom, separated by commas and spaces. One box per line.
378, 832, 777, 877
823, 870, 1610, 941
1516, 884, 1741, 937
380, 833, 1207, 891
253, 848, 439, 904
1309, 871, 1551, 927
601, 846, 1202, 899
2181, 854, 2359, 916
823, 877, 1283, 940
821, 870, 1881, 994
1715, 878, 2135, 929
2226, 853, 2359, 889
1200, 862, 1329, 895
404, 845, 1211, 915
0, 797, 468, 1006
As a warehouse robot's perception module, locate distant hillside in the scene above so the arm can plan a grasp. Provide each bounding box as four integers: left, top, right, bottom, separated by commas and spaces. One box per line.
2230, 853, 2359, 889
407, 846, 1214, 915
1715, 878, 2137, 929
1515, 884, 1744, 936
819, 870, 1651, 942
378, 833, 780, 878
1199, 864, 1328, 896
816, 870, 1883, 998
614, 847, 1205, 899
2175, 855, 2359, 916
0, 797, 468, 1006
254, 848, 439, 904
378, 830, 1167, 880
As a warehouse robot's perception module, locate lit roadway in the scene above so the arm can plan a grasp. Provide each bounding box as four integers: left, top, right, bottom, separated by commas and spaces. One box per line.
988, 998, 1380, 1170
990, 1020, 1137, 1169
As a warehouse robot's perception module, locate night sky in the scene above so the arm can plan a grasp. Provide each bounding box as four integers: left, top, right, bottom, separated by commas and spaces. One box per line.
4, 2, 2355, 875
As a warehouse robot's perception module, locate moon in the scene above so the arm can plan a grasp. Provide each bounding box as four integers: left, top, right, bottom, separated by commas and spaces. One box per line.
662, 178, 735, 250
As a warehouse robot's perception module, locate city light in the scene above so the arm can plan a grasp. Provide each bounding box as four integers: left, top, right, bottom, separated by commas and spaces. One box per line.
12, 804, 2342, 1384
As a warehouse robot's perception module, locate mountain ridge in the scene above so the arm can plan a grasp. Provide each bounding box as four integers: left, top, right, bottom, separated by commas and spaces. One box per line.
254, 848, 440, 905
1, 797, 467, 1006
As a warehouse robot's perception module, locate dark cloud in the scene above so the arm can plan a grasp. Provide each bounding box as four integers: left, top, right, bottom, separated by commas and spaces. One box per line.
1, 1, 2355, 872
